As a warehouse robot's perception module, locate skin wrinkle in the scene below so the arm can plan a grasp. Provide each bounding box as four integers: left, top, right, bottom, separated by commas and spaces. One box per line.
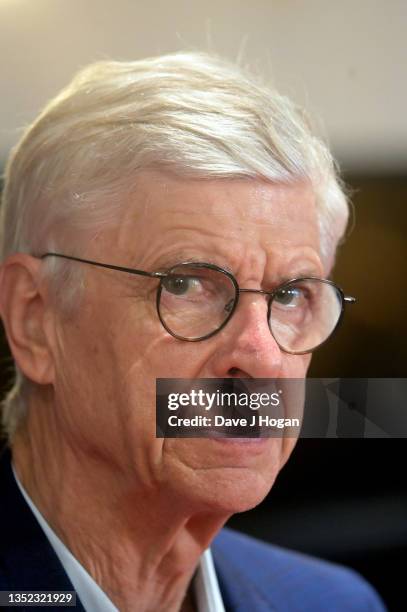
11, 170, 324, 612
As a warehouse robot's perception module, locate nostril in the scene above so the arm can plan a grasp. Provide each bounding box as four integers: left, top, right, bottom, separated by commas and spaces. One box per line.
228, 367, 250, 378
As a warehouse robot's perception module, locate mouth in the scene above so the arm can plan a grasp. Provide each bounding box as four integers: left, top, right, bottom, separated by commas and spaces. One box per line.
203, 435, 275, 460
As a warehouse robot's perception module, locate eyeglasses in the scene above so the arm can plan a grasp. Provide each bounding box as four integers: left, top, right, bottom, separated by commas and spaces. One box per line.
41, 253, 355, 354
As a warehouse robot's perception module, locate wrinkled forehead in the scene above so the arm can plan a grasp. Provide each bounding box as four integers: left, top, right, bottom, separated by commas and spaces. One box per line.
97, 170, 321, 268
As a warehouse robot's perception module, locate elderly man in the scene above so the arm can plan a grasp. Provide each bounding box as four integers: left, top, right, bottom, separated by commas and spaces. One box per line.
0, 53, 384, 611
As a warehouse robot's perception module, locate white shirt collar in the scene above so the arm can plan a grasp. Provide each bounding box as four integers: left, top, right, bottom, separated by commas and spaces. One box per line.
12, 466, 225, 612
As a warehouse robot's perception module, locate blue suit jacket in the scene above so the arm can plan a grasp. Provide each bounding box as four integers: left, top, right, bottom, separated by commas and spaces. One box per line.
0, 446, 386, 611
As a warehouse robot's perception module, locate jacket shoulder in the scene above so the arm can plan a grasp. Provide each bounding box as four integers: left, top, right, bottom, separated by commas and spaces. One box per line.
212, 528, 386, 611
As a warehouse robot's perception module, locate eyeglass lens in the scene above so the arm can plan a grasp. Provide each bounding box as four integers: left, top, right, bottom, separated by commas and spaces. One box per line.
158, 265, 236, 340
269, 278, 342, 353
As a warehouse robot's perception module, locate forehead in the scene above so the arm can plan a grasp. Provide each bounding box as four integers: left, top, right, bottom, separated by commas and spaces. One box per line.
112, 170, 321, 272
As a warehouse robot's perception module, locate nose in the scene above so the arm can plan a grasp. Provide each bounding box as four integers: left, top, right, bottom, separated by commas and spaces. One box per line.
210, 292, 283, 378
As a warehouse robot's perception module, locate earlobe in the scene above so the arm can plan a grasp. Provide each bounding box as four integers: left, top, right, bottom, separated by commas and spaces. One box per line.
0, 254, 55, 386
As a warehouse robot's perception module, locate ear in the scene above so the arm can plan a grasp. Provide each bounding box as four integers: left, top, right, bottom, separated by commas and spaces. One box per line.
0, 254, 55, 385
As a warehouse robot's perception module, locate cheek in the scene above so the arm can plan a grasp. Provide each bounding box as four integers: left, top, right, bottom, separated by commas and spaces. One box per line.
126, 329, 213, 380
280, 437, 298, 473
52, 330, 121, 458
281, 353, 311, 377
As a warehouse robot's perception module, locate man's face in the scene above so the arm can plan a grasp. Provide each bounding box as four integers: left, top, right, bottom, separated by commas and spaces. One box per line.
52, 171, 323, 513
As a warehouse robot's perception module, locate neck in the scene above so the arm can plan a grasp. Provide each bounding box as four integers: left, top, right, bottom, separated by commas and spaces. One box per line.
12, 405, 228, 612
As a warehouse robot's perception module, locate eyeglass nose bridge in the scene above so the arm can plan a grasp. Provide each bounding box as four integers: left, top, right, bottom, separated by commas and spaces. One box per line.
236, 286, 274, 305
224, 287, 274, 320
238, 287, 274, 297
223, 287, 271, 316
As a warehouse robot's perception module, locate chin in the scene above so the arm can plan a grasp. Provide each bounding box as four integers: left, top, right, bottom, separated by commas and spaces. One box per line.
164, 437, 288, 514
189, 466, 278, 515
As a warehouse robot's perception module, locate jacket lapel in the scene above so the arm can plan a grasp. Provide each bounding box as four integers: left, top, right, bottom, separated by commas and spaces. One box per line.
212, 531, 277, 612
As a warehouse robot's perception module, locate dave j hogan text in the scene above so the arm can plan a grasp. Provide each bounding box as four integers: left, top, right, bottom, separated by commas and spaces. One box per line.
167, 414, 300, 429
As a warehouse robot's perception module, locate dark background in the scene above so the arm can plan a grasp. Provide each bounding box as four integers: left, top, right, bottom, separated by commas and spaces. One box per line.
1, 174, 406, 610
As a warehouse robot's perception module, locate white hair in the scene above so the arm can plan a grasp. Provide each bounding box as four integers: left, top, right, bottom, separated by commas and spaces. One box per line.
0, 51, 348, 439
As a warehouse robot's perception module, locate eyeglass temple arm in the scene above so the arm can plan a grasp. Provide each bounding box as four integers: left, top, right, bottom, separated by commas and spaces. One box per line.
241, 287, 356, 304
40, 253, 166, 279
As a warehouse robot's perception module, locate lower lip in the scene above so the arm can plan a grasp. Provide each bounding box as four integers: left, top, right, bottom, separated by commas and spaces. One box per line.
208, 435, 272, 446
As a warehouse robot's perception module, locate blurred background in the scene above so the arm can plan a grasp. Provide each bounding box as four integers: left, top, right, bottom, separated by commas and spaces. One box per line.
0, 1, 406, 609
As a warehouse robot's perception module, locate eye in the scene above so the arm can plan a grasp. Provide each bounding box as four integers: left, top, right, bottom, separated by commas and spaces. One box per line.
162, 275, 202, 296
274, 287, 303, 307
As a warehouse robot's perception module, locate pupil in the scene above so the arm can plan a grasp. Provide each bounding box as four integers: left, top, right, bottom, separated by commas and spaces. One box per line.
276, 288, 295, 305
164, 276, 189, 295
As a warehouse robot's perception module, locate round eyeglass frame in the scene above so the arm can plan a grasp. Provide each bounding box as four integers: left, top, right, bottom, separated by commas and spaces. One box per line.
156, 261, 353, 354
40, 254, 356, 355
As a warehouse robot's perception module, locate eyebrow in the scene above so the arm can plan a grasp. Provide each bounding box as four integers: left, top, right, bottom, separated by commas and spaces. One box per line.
284, 267, 326, 280
152, 252, 234, 274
